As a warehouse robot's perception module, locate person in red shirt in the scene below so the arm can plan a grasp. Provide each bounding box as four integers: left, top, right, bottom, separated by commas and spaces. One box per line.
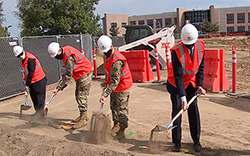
167, 23, 206, 152
97, 35, 133, 139
13, 46, 47, 119
47, 42, 93, 129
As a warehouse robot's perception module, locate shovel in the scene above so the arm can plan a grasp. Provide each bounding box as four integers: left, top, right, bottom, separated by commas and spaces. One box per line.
20, 90, 32, 118
148, 93, 202, 153
162, 93, 202, 130
44, 93, 55, 117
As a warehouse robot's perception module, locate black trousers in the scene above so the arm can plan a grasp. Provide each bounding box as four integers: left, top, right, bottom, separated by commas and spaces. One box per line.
29, 77, 47, 112
166, 81, 201, 145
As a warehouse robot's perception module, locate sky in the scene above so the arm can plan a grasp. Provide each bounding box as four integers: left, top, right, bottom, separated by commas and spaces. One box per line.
2, 0, 250, 36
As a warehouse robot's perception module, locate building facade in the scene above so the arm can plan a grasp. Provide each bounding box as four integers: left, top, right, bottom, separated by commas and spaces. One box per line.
102, 13, 129, 36
102, 5, 250, 36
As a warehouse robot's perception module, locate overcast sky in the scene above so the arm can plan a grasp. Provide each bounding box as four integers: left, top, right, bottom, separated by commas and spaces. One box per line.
3, 0, 250, 36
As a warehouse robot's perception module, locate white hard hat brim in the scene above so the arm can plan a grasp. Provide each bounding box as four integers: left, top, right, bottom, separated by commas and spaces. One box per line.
50, 51, 58, 58
182, 38, 197, 45
99, 46, 111, 53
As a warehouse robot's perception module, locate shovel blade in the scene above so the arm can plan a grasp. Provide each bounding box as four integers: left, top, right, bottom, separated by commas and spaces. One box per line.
151, 124, 168, 132
21, 104, 32, 110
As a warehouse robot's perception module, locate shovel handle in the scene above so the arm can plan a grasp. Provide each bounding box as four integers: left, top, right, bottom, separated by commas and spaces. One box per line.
167, 93, 202, 129
24, 90, 28, 104
44, 93, 54, 109
100, 102, 104, 111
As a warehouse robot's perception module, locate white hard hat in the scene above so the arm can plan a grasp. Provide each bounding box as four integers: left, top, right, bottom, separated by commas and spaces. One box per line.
97, 35, 112, 53
13, 46, 23, 57
181, 23, 198, 45
48, 42, 60, 58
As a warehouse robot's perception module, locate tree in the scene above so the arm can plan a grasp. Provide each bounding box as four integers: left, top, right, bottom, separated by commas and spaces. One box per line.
109, 22, 119, 36
202, 20, 219, 33
16, 0, 102, 37
0, 0, 7, 37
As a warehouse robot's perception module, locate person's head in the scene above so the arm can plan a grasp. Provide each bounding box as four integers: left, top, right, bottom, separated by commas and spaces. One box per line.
181, 23, 198, 46
47, 42, 62, 59
13, 46, 25, 60
97, 35, 112, 54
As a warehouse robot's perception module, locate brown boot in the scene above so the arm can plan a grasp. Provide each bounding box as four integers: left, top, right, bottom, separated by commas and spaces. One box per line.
72, 113, 89, 123
111, 122, 120, 137
72, 111, 88, 129
114, 128, 125, 140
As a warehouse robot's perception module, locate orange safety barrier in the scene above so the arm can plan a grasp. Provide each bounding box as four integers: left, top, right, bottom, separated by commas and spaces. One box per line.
203, 49, 229, 92
219, 49, 229, 91
120, 50, 154, 82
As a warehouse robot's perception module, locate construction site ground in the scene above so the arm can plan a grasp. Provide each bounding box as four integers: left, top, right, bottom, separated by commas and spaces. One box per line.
1, 36, 250, 156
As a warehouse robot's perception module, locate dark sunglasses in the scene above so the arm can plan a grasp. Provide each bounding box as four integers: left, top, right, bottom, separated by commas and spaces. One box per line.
17, 52, 23, 58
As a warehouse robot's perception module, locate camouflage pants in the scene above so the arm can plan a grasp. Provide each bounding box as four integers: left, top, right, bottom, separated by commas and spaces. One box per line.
75, 71, 92, 113
110, 89, 130, 129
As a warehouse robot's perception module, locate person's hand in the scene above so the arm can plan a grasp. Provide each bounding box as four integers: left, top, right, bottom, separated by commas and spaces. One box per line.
99, 95, 106, 104
53, 88, 59, 96
196, 86, 206, 95
182, 101, 188, 111
24, 86, 29, 92
100, 82, 107, 90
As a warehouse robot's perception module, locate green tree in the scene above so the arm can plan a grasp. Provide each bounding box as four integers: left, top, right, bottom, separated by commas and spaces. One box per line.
202, 20, 219, 33
109, 22, 119, 36
16, 0, 102, 36
0, 1, 7, 37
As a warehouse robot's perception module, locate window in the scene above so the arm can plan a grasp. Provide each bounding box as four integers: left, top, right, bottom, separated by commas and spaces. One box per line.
237, 13, 245, 23
131, 29, 140, 41
165, 18, 172, 26
184, 10, 210, 23
174, 17, 177, 25
138, 20, 144, 25
155, 19, 162, 28
227, 14, 234, 24
237, 26, 245, 32
128, 28, 151, 42
130, 21, 136, 25
227, 26, 234, 33
147, 19, 153, 28
249, 13, 250, 23
122, 22, 127, 27
140, 29, 150, 38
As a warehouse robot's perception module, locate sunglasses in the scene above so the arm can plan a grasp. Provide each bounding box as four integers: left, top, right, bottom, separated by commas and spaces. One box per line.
17, 52, 23, 58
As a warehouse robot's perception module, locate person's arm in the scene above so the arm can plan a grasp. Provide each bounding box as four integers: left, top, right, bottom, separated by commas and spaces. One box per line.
172, 50, 186, 99
196, 52, 206, 95
56, 55, 75, 91
102, 60, 124, 98
26, 58, 36, 86
196, 53, 205, 86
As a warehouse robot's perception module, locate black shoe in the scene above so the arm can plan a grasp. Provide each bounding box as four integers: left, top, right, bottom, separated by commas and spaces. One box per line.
194, 142, 202, 152
172, 144, 181, 152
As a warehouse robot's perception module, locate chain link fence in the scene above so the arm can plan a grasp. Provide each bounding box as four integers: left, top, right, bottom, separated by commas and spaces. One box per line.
0, 34, 93, 101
